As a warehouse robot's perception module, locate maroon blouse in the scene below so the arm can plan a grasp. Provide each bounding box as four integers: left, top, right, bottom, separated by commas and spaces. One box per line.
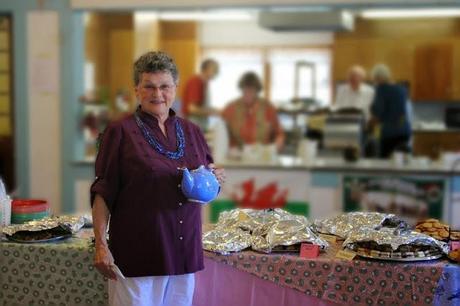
90, 108, 213, 277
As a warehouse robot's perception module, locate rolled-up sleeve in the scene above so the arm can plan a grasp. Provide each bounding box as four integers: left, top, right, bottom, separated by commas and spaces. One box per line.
90, 123, 123, 212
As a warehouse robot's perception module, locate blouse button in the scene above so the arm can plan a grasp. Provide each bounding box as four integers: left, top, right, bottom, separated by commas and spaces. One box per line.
179, 202, 183, 206
178, 184, 181, 188
179, 220, 183, 224
179, 236, 183, 240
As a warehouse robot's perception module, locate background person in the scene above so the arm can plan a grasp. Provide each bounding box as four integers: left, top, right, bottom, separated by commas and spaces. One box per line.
369, 63, 412, 158
335, 65, 375, 120
221, 72, 284, 151
182, 59, 219, 130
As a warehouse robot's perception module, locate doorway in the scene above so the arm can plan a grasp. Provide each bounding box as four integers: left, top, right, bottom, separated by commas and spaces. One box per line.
0, 14, 15, 192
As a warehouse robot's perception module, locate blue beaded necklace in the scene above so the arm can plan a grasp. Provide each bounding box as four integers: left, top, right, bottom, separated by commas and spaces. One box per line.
134, 113, 185, 160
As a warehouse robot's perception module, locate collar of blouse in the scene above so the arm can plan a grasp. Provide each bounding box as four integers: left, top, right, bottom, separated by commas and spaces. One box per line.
136, 106, 177, 129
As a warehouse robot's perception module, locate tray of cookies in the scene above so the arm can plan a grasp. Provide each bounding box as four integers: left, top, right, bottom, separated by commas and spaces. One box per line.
414, 219, 450, 241
350, 241, 443, 261
343, 227, 449, 262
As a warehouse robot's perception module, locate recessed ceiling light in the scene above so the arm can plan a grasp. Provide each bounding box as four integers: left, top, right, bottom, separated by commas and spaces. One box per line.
361, 8, 460, 19
158, 11, 253, 21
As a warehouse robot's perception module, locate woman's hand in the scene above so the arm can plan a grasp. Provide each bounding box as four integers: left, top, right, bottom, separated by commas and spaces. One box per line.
94, 244, 117, 280
208, 163, 226, 185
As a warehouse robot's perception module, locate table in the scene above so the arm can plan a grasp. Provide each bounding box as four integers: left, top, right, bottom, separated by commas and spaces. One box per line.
1, 236, 459, 306
199, 247, 460, 306
0, 237, 107, 305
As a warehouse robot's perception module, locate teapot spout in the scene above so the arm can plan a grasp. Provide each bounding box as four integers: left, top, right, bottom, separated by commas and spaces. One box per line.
181, 168, 194, 195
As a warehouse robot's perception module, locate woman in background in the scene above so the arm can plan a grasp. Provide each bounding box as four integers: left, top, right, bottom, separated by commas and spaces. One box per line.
221, 72, 284, 151
370, 64, 412, 158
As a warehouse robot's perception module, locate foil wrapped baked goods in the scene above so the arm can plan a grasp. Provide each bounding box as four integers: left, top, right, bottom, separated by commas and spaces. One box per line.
344, 227, 449, 260
203, 208, 328, 255
2, 215, 85, 242
312, 212, 406, 239
202, 227, 252, 255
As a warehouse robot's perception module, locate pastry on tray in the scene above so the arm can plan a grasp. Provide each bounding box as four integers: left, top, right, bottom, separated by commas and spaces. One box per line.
343, 227, 449, 261
414, 218, 450, 241
352, 241, 443, 260
448, 249, 460, 263
6, 224, 72, 243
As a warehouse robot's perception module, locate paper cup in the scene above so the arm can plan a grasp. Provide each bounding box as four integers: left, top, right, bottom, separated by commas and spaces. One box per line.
1, 197, 11, 226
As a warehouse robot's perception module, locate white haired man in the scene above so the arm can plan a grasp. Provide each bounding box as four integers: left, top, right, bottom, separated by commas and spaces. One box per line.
334, 65, 375, 120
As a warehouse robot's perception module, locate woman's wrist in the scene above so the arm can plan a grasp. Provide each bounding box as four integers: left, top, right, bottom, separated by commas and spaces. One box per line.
95, 239, 109, 249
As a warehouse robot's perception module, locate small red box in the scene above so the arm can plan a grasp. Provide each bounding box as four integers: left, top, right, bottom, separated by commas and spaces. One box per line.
300, 243, 319, 258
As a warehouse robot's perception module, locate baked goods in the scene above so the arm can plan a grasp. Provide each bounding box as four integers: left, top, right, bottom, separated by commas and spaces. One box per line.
6, 225, 72, 242
415, 219, 450, 241
353, 241, 443, 260
450, 230, 460, 241
272, 243, 301, 252
343, 227, 448, 262
448, 249, 460, 263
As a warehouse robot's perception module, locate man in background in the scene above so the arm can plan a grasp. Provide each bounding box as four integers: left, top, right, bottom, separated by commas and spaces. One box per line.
335, 65, 375, 120
182, 59, 219, 130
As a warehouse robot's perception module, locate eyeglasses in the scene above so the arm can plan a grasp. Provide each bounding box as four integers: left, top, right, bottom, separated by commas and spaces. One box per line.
141, 83, 176, 93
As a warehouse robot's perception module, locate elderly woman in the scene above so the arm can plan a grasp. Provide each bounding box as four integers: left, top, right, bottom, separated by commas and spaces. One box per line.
91, 51, 225, 306
221, 72, 284, 151
370, 64, 412, 158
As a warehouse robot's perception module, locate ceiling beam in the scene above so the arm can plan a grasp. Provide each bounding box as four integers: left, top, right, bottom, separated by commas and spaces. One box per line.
70, 0, 460, 10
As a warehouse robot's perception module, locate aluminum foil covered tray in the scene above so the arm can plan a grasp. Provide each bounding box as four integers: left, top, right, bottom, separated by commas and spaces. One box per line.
203, 208, 328, 255
2, 216, 85, 242
343, 227, 449, 261
312, 212, 406, 239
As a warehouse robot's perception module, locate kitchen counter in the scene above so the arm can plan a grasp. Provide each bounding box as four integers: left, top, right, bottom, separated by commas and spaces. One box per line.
220, 156, 460, 175
74, 156, 460, 175
413, 128, 460, 133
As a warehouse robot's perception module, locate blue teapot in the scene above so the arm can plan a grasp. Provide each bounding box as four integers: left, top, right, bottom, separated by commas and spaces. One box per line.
180, 165, 220, 204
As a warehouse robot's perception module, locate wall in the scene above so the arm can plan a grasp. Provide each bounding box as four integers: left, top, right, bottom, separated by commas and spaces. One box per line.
134, 13, 160, 60
0, 0, 85, 216
27, 11, 62, 213
85, 13, 134, 105
333, 17, 460, 101
159, 21, 199, 99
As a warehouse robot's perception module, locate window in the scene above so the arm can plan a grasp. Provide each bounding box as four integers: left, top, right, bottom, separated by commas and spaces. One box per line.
203, 47, 331, 109
268, 48, 331, 106
202, 48, 264, 109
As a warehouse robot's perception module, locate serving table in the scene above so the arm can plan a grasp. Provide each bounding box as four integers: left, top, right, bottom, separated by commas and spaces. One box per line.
1, 233, 459, 306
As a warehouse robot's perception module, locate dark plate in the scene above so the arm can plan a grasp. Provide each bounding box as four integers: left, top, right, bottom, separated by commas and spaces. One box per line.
6, 234, 73, 243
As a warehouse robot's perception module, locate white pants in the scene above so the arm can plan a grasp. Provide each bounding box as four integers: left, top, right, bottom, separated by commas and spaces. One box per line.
108, 273, 195, 306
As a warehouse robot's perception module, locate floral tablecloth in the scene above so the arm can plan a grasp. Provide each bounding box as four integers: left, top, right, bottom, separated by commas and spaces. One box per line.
0, 236, 107, 306
1, 234, 459, 306
205, 244, 460, 306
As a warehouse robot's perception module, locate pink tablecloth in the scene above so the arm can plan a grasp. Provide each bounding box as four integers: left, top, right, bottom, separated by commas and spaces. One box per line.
197, 246, 449, 306
193, 257, 339, 306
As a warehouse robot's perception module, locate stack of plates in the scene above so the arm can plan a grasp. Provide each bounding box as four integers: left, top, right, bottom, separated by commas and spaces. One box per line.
11, 199, 49, 224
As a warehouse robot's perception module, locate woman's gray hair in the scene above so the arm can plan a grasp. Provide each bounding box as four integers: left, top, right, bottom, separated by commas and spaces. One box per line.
133, 51, 179, 85
371, 64, 391, 83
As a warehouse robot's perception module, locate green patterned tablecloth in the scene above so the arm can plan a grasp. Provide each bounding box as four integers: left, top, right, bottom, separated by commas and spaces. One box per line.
0, 236, 107, 306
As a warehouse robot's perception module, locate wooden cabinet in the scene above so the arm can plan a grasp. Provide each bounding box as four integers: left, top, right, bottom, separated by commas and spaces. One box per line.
413, 131, 460, 159
413, 43, 454, 101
